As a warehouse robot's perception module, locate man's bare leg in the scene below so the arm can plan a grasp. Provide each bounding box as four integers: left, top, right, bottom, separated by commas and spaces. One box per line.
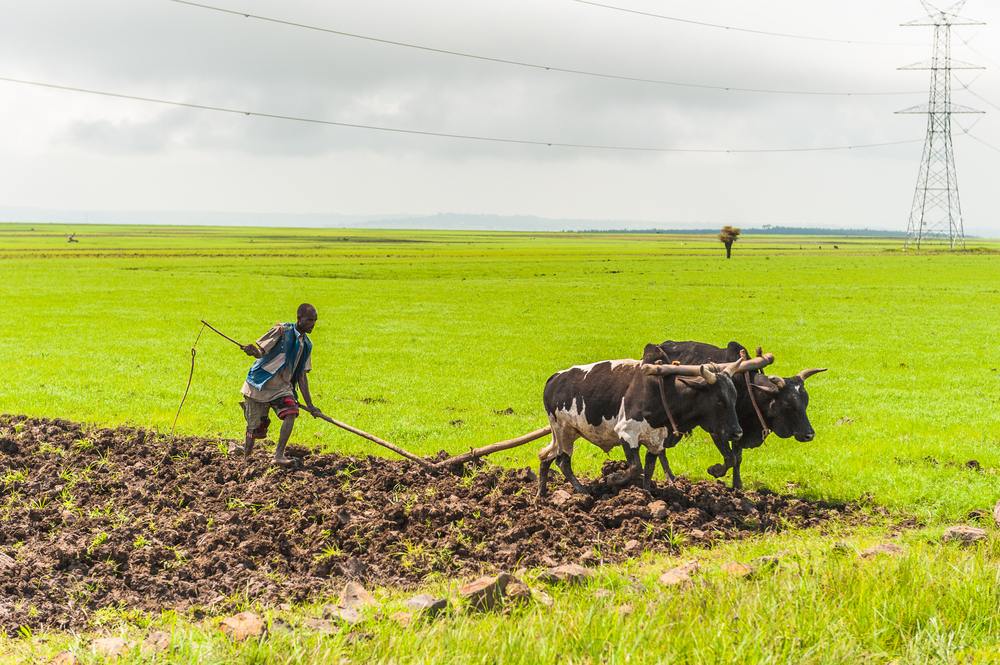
243, 433, 255, 460
273, 414, 297, 467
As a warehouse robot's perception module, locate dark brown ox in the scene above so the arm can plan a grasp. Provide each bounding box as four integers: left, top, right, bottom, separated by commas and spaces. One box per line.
649, 340, 826, 490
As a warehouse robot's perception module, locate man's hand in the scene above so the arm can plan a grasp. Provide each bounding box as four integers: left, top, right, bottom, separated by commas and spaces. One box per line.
306, 404, 322, 418
242, 344, 263, 358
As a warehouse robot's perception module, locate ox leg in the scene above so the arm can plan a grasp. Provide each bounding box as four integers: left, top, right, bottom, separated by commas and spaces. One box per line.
730, 446, 744, 490
555, 453, 590, 496
707, 434, 736, 479
609, 442, 642, 487
642, 452, 657, 492
657, 452, 675, 482
538, 458, 553, 497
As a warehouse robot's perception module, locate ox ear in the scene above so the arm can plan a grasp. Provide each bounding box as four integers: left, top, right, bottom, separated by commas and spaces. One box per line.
676, 376, 712, 391
642, 343, 669, 365
750, 374, 779, 395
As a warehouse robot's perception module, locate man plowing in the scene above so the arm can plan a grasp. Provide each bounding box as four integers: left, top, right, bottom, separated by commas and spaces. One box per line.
238, 303, 321, 467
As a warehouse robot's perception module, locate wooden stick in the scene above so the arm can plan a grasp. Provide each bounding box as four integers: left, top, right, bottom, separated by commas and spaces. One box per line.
311, 410, 436, 470
200, 319, 244, 347
433, 426, 552, 468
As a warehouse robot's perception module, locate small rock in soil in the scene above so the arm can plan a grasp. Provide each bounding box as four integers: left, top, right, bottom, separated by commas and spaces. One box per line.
459, 573, 512, 612
505, 579, 533, 604
550, 490, 573, 507
623, 540, 642, 555
658, 568, 692, 588
219, 612, 266, 641
942, 525, 988, 544
277, 603, 292, 612
858, 543, 905, 560
404, 594, 449, 616
648, 500, 668, 520
47, 652, 80, 665
324, 604, 362, 626
721, 562, 755, 578
140, 630, 172, 654
539, 563, 593, 586
339, 582, 377, 609
303, 618, 337, 635
92, 637, 128, 659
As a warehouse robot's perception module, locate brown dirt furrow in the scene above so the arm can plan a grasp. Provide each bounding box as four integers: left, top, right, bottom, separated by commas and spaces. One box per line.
0, 415, 856, 634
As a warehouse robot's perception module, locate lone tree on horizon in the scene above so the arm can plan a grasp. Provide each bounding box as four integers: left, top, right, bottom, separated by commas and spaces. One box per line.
718, 225, 740, 258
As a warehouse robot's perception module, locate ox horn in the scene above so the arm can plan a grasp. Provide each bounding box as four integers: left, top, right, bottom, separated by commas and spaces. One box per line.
699, 364, 718, 384
768, 375, 786, 389
797, 368, 828, 381
722, 357, 743, 377
642, 362, 714, 377
724, 352, 775, 375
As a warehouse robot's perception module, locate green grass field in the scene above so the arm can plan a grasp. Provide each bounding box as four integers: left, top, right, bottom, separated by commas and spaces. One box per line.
4, 223, 1000, 663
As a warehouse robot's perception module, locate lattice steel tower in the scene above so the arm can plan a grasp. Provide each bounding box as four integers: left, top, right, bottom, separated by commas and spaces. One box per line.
897, 0, 983, 250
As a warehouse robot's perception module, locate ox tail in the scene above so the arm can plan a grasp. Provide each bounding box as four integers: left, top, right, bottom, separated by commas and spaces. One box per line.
538, 439, 558, 463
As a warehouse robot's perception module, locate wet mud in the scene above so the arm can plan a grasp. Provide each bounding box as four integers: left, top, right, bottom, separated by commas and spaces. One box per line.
0, 415, 856, 634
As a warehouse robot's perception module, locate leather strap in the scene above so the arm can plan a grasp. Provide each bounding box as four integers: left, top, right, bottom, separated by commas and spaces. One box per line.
744, 371, 770, 441
657, 376, 684, 437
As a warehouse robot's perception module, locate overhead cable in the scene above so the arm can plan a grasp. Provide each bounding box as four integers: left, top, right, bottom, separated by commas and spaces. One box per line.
965, 132, 1000, 154
164, 0, 925, 96
570, 0, 922, 46
0, 75, 924, 153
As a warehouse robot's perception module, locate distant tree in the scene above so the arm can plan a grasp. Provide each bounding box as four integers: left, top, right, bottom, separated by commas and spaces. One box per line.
718, 226, 740, 258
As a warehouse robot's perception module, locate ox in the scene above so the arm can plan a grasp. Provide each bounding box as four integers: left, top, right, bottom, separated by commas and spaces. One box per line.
651, 341, 826, 490
537, 348, 773, 497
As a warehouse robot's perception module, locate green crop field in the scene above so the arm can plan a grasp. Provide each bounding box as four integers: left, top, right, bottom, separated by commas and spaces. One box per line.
4, 222, 1000, 664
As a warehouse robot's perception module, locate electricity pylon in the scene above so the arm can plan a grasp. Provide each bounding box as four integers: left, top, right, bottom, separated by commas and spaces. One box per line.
897, 0, 984, 250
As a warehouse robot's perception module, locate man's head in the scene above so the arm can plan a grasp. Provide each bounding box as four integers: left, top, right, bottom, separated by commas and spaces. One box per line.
296, 303, 318, 334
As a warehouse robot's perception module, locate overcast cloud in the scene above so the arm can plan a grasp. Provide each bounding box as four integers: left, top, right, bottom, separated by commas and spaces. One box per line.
0, 0, 997, 232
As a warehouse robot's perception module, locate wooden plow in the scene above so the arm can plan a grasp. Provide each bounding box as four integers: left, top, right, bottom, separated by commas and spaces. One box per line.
309, 409, 551, 471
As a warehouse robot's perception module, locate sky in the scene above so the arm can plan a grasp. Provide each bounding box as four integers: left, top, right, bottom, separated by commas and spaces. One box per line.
0, 0, 997, 232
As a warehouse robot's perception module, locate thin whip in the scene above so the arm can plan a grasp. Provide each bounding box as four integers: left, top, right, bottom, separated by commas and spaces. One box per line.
171, 323, 207, 438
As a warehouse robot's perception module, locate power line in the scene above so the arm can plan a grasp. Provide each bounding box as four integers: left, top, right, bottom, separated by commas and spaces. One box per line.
164, 0, 925, 97
570, 0, 922, 46
965, 132, 1000, 153
954, 30, 1000, 70
0, 75, 925, 153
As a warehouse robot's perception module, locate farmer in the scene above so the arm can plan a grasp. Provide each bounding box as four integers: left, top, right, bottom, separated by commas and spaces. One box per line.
238, 303, 322, 467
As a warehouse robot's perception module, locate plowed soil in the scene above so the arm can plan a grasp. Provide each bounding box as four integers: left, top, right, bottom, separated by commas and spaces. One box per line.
0, 415, 857, 635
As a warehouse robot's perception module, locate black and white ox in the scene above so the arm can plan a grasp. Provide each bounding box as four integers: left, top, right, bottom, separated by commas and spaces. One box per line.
537, 347, 774, 497
652, 341, 826, 490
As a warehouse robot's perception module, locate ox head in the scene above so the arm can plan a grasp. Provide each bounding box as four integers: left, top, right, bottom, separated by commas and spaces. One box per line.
749, 368, 827, 441
641, 344, 744, 442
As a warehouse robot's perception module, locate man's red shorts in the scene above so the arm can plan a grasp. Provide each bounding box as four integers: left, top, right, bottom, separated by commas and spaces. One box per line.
275, 396, 300, 420
243, 396, 300, 439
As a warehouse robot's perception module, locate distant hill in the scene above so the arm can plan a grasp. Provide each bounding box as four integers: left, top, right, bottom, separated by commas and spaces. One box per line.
2, 207, 972, 237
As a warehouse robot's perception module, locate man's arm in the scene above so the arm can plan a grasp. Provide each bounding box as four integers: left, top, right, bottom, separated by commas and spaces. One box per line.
298, 373, 321, 416
242, 325, 283, 358
242, 343, 263, 358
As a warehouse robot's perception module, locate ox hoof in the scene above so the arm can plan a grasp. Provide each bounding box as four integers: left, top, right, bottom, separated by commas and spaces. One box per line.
707, 464, 728, 478
607, 471, 638, 487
